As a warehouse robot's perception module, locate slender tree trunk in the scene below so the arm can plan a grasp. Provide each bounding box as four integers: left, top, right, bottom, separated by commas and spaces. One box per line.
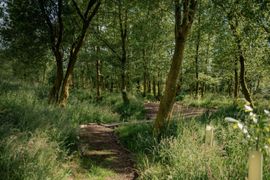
157, 76, 162, 100
118, 0, 129, 104
59, 55, 76, 106
39, 0, 100, 106
59, 1, 101, 106
147, 80, 151, 94
229, 17, 254, 107
96, 46, 101, 101
48, 54, 64, 104
201, 82, 205, 97
154, 0, 197, 136
142, 49, 147, 97
234, 56, 239, 99
194, 2, 201, 98
143, 73, 147, 97
239, 52, 254, 107
153, 78, 157, 97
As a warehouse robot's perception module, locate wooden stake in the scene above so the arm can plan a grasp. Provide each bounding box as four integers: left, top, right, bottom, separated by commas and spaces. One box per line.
205, 125, 214, 147
248, 150, 263, 180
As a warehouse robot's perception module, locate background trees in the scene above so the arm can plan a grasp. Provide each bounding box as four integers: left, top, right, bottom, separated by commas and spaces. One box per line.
0, 0, 269, 118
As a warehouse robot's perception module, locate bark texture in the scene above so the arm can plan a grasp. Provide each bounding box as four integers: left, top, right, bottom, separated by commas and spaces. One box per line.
154, 0, 197, 136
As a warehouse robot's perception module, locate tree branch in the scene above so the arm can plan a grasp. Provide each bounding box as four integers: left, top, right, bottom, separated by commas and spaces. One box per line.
72, 0, 85, 22
92, 30, 121, 60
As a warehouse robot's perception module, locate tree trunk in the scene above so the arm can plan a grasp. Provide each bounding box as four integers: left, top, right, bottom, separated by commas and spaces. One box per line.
154, 0, 197, 136
153, 78, 157, 97
118, 0, 129, 104
239, 53, 254, 107
58, 1, 101, 106
59, 55, 76, 107
229, 17, 254, 107
201, 82, 205, 97
96, 46, 101, 101
194, 1, 201, 98
147, 80, 151, 94
48, 54, 64, 104
143, 73, 147, 97
157, 79, 162, 100
234, 56, 239, 99
40, 0, 101, 106
154, 0, 196, 137
142, 49, 147, 97
154, 38, 187, 136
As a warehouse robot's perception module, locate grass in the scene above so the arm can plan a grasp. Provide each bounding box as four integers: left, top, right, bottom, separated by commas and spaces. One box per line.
0, 78, 145, 179
2, 77, 269, 179
116, 107, 270, 179
182, 93, 233, 109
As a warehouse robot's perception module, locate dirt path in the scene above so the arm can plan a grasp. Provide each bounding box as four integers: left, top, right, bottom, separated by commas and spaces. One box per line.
75, 102, 214, 180
78, 124, 137, 180
144, 102, 215, 119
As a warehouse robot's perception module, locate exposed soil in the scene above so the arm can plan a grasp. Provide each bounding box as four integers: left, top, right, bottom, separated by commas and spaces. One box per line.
78, 124, 137, 180
76, 102, 215, 179
144, 102, 215, 120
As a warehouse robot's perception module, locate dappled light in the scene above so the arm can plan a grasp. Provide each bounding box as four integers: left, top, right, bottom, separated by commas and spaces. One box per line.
1, 0, 270, 179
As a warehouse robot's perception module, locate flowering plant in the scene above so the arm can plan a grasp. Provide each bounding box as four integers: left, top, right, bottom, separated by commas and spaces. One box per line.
225, 100, 270, 153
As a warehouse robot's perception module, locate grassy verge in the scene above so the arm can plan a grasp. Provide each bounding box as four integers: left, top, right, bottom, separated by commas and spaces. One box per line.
116, 108, 270, 179
0, 79, 144, 179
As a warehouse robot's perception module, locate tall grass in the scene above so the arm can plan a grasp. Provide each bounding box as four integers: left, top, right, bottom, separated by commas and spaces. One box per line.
0, 80, 76, 179
0, 78, 145, 179
182, 93, 233, 108
117, 110, 270, 179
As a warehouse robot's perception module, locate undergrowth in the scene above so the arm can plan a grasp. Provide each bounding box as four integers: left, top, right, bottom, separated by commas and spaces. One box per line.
0, 79, 144, 179
116, 108, 270, 179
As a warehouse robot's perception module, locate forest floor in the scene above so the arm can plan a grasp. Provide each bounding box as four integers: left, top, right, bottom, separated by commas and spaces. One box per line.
144, 102, 215, 119
78, 124, 137, 180
76, 102, 214, 180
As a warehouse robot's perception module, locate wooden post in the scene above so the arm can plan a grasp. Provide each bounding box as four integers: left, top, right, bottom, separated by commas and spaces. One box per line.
205, 125, 214, 146
248, 151, 263, 180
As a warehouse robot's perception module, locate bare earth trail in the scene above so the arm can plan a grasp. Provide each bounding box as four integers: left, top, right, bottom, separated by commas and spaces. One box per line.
77, 102, 215, 179
144, 102, 215, 120
78, 124, 137, 180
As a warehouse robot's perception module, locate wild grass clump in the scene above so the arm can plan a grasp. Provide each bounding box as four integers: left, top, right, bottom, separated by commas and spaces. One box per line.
0, 80, 76, 179
182, 93, 233, 108
0, 131, 69, 180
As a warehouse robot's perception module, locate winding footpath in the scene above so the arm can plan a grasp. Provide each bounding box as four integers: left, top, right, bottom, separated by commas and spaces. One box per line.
76, 102, 214, 179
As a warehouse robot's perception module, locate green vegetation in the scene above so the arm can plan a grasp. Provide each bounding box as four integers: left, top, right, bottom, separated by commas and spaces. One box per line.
117, 109, 270, 179
0, 79, 144, 179
1, 0, 270, 179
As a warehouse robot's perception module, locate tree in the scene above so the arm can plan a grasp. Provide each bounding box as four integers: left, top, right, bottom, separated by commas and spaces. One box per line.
154, 0, 197, 136
38, 0, 101, 106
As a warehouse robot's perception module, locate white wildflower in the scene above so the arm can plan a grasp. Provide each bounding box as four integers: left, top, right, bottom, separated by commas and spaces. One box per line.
249, 112, 258, 123
237, 122, 248, 134
225, 117, 238, 123
244, 105, 253, 112
237, 122, 244, 130
264, 110, 270, 116
206, 125, 214, 131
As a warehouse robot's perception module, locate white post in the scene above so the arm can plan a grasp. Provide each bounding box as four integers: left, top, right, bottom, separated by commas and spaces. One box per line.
205, 125, 214, 147
248, 150, 263, 180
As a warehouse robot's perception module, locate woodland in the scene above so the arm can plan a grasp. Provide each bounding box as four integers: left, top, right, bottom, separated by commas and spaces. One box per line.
0, 0, 270, 179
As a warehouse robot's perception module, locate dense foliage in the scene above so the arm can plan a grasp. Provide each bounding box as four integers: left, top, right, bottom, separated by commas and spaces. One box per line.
0, 0, 269, 179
